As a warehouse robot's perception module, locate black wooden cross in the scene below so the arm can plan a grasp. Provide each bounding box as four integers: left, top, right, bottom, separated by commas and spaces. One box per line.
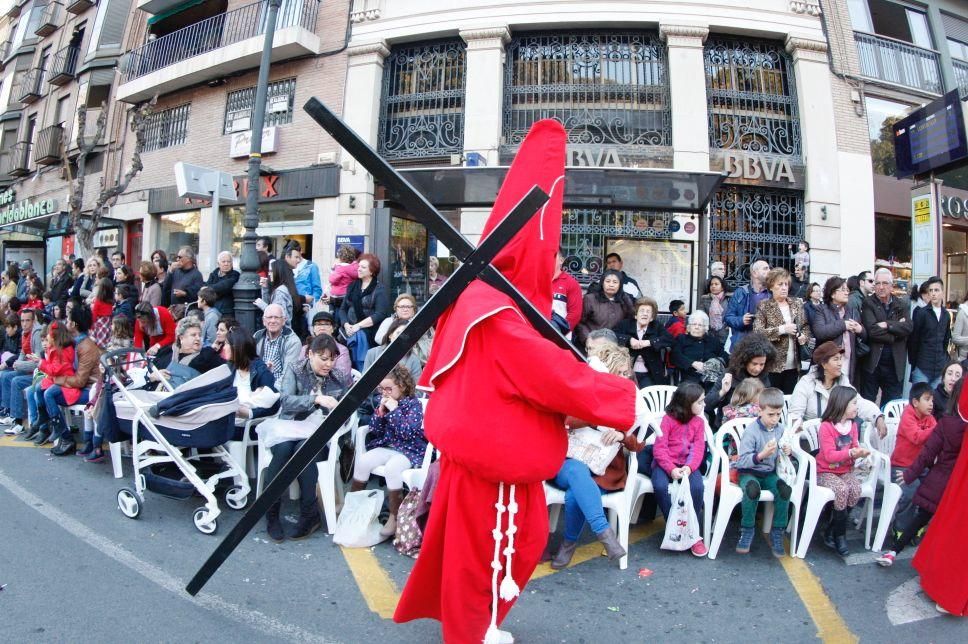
186, 99, 576, 595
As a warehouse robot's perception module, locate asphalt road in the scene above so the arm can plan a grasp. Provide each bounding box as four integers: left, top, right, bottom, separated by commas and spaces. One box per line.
0, 438, 964, 643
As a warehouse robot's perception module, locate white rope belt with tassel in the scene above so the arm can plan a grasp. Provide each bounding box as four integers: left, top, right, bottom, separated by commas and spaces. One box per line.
483, 482, 519, 644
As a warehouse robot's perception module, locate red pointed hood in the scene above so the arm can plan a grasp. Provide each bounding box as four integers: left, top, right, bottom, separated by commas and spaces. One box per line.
418, 119, 566, 391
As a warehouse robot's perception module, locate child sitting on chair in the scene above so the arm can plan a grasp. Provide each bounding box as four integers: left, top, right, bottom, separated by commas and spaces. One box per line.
876, 378, 966, 567
890, 382, 936, 527
816, 386, 870, 557
723, 378, 764, 422
731, 387, 791, 556
350, 364, 426, 539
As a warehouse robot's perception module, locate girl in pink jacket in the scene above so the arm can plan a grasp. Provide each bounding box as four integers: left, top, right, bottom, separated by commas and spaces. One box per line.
327, 246, 359, 319
651, 381, 709, 557
816, 385, 871, 557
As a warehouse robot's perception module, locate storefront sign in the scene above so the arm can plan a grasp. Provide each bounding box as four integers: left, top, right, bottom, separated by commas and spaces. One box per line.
148, 166, 339, 214
940, 194, 968, 219
336, 235, 364, 252
723, 151, 795, 183
566, 147, 622, 168
92, 228, 120, 249
0, 189, 15, 207
229, 126, 278, 158
0, 197, 59, 227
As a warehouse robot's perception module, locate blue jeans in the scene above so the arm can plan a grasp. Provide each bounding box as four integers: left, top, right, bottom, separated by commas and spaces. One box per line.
7, 374, 34, 421
37, 385, 89, 440
26, 383, 41, 426
651, 464, 704, 521
553, 458, 610, 541
911, 367, 941, 389
0, 369, 19, 410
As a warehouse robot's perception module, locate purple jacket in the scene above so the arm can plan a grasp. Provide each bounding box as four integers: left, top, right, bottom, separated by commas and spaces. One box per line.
904, 415, 966, 513
366, 396, 427, 467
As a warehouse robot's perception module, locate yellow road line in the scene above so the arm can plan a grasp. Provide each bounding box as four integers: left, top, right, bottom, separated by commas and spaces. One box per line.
0, 436, 41, 449
776, 537, 858, 644
531, 520, 665, 579
339, 546, 401, 619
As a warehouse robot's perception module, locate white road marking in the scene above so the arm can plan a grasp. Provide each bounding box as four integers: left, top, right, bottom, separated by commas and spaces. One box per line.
886, 577, 941, 626
0, 468, 335, 644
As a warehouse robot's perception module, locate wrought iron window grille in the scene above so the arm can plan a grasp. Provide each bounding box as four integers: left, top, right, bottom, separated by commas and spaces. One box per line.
708, 187, 805, 289
378, 39, 467, 161
223, 77, 295, 134
704, 38, 802, 159
144, 103, 191, 152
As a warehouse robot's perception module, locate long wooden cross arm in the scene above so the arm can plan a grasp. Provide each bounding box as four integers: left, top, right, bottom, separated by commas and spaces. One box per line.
302, 99, 584, 361
185, 182, 549, 596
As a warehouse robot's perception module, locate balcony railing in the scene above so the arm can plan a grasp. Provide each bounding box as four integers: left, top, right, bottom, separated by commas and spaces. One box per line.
35, 3, 64, 38
48, 45, 79, 85
854, 31, 942, 94
122, 0, 319, 83
4, 2, 21, 18
9, 142, 31, 176
954, 58, 968, 97
35, 125, 63, 165
18, 69, 43, 104
66, 0, 96, 14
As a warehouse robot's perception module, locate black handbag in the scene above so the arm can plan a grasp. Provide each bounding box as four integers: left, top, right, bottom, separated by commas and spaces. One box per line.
855, 338, 871, 358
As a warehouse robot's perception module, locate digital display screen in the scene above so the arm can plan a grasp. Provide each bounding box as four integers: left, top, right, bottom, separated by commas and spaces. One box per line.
894, 90, 968, 178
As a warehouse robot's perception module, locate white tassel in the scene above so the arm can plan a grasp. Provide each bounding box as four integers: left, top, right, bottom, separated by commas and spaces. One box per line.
485, 483, 506, 642
498, 484, 520, 601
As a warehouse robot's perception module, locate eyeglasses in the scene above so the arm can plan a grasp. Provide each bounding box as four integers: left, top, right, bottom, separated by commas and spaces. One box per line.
865, 279, 874, 283
396, 304, 415, 310
378, 386, 396, 394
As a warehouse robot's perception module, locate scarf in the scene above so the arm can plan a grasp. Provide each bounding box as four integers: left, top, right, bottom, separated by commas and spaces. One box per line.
708, 293, 725, 330
834, 419, 853, 436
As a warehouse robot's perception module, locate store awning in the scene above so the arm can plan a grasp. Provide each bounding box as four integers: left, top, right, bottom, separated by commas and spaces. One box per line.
146, 0, 208, 26
397, 167, 726, 212
0, 212, 123, 238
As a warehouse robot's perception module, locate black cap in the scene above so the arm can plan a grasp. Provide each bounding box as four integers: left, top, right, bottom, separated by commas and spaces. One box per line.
312, 311, 334, 325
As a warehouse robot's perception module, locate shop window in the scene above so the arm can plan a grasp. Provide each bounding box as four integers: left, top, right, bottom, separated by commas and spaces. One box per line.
865, 95, 914, 176
709, 187, 805, 290
378, 39, 466, 161
158, 212, 200, 259
223, 77, 295, 134
704, 38, 801, 158
503, 31, 671, 153
144, 103, 190, 152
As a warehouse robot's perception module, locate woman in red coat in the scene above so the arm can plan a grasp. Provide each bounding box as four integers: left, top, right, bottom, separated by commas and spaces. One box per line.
914, 377, 968, 615
393, 120, 640, 643
133, 302, 176, 358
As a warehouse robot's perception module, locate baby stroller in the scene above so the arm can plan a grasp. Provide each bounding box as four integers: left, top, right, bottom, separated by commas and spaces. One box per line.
102, 348, 251, 534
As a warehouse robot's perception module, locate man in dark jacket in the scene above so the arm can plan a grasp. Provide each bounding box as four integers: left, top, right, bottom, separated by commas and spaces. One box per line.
908, 276, 951, 388
206, 251, 240, 316
166, 246, 204, 307
724, 259, 770, 345
860, 268, 913, 403
47, 259, 73, 311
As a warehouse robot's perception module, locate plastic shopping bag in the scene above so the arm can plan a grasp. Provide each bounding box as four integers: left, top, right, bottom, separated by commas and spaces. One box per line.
776, 430, 797, 489
660, 479, 701, 551
333, 489, 386, 548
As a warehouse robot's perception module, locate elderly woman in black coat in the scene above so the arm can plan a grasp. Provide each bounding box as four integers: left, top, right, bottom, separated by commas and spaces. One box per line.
808, 276, 867, 383
613, 296, 672, 387
672, 310, 728, 385
574, 269, 633, 349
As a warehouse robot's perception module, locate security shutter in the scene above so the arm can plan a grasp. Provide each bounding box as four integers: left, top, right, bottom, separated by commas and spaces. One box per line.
942, 12, 968, 44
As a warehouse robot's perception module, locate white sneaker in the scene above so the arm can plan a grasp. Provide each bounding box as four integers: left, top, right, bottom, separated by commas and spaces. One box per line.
936, 603, 950, 614
0, 416, 15, 426
3, 423, 22, 435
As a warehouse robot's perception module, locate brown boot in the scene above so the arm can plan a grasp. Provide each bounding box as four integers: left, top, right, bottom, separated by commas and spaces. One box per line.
596, 527, 626, 561
349, 479, 367, 493
550, 540, 578, 569
380, 489, 403, 537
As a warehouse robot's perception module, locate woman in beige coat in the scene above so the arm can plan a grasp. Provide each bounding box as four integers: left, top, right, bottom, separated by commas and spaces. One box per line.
753, 267, 813, 394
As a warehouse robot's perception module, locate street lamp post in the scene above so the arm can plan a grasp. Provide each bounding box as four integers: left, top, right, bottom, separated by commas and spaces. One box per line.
234, 0, 283, 333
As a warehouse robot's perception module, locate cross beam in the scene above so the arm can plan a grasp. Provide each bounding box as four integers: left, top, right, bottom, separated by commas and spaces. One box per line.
185, 104, 550, 594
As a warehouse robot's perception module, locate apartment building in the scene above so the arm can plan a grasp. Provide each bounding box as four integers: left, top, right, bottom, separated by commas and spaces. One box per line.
824, 0, 968, 299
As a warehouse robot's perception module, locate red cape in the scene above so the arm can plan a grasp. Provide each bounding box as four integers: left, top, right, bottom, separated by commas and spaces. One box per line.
914, 387, 968, 614
394, 121, 636, 642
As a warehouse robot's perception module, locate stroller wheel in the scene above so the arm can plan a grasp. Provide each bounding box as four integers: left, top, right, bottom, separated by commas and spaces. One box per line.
224, 486, 248, 510
193, 508, 218, 535
118, 489, 141, 519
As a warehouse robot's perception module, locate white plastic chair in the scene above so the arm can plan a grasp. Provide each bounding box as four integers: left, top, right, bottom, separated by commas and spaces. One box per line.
706, 418, 769, 560
545, 423, 649, 570
60, 402, 124, 478
639, 385, 677, 417
401, 441, 440, 490
627, 415, 662, 523
781, 395, 792, 429
860, 423, 904, 551
790, 420, 879, 558
874, 398, 905, 457
227, 415, 272, 484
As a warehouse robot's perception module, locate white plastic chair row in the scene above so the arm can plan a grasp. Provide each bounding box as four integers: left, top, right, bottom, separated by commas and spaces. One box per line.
62, 403, 125, 479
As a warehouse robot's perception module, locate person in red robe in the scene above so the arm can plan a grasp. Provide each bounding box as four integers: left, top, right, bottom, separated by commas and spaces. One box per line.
393, 120, 641, 643
913, 381, 968, 615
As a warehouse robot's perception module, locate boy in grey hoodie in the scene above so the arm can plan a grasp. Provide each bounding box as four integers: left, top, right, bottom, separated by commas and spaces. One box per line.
731, 387, 792, 556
